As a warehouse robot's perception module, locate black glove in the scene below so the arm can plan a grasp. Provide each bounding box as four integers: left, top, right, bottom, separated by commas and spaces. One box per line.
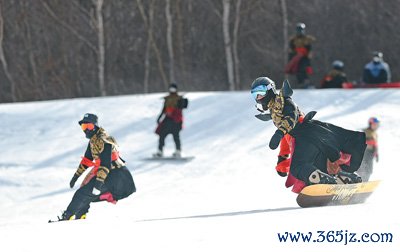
276, 155, 289, 177
92, 180, 104, 196
157, 114, 163, 124
269, 130, 284, 150
277, 154, 289, 164
277, 171, 288, 177
69, 174, 79, 188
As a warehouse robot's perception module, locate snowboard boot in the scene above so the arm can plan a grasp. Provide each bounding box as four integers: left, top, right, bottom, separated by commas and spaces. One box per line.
59, 211, 75, 221
307, 169, 337, 185
335, 171, 362, 184
172, 150, 181, 158
74, 208, 88, 220
153, 149, 163, 158
75, 213, 87, 220
59, 210, 87, 221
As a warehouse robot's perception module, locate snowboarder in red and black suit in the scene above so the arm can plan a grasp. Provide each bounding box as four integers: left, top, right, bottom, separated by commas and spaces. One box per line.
285, 23, 316, 88
251, 77, 366, 191
60, 113, 136, 220
153, 83, 188, 158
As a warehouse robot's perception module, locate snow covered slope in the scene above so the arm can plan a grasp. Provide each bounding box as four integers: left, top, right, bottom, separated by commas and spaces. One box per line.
0, 89, 399, 252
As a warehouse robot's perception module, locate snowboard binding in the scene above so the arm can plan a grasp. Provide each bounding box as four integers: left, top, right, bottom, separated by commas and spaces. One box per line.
335, 171, 362, 184
308, 170, 337, 185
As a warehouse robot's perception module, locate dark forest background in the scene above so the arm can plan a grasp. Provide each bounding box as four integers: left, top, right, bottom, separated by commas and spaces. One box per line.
0, 0, 398, 103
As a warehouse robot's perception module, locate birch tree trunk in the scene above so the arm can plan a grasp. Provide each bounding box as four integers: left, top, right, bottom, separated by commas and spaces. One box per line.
143, 0, 155, 93
165, 0, 175, 83
176, 0, 185, 82
22, 2, 40, 97
232, 0, 241, 89
280, 0, 288, 66
0, 2, 16, 102
222, 0, 235, 91
94, 0, 106, 96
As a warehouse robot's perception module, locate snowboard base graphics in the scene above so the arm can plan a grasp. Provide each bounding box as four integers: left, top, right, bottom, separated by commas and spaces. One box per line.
296, 180, 380, 208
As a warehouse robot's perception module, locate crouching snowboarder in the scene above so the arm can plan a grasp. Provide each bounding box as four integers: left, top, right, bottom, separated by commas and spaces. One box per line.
251, 77, 366, 192
58, 113, 136, 221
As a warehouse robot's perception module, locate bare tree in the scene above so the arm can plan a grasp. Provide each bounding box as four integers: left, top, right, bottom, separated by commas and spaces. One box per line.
137, 0, 169, 90
166, 0, 175, 83
0, 1, 16, 102
41, 1, 98, 54
143, 0, 155, 93
222, 0, 235, 90
21, 2, 40, 96
41, 1, 102, 97
0, 0, 400, 103
279, 0, 288, 67
93, 0, 106, 96
175, 0, 185, 83
232, 0, 241, 89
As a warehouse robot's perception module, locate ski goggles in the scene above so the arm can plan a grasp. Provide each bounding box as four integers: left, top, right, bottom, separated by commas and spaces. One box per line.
81, 123, 95, 131
251, 84, 273, 101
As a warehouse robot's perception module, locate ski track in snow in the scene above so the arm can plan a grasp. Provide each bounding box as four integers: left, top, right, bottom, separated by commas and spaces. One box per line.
0, 90, 399, 252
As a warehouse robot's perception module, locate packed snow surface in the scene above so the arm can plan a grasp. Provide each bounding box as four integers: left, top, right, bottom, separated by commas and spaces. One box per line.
0, 89, 399, 252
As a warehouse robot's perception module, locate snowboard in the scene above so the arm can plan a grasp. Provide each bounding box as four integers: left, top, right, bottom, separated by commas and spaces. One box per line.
296, 180, 380, 208
142, 156, 195, 162
48, 218, 84, 223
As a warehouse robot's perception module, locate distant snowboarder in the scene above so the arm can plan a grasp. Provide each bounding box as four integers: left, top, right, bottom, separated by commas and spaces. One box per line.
57, 113, 136, 221
153, 83, 188, 158
285, 23, 316, 88
362, 51, 391, 84
320, 60, 347, 89
358, 117, 380, 181
251, 77, 366, 193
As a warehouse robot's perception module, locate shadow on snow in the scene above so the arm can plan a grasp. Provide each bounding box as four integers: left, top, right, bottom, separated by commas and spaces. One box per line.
138, 207, 300, 222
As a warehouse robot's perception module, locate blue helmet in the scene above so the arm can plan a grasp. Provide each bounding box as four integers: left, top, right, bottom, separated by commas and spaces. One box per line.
250, 77, 277, 104
368, 117, 379, 125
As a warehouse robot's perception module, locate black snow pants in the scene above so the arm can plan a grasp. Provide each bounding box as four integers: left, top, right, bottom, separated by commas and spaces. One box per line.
296, 57, 311, 87
289, 137, 329, 182
66, 166, 136, 217
158, 117, 182, 151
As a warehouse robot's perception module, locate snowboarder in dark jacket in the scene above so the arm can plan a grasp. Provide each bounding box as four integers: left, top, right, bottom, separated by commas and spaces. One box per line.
153, 83, 188, 158
251, 77, 365, 191
60, 113, 136, 220
320, 60, 347, 88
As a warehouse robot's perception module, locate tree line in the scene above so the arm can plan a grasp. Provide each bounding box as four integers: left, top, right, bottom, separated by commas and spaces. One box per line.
0, 0, 398, 103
